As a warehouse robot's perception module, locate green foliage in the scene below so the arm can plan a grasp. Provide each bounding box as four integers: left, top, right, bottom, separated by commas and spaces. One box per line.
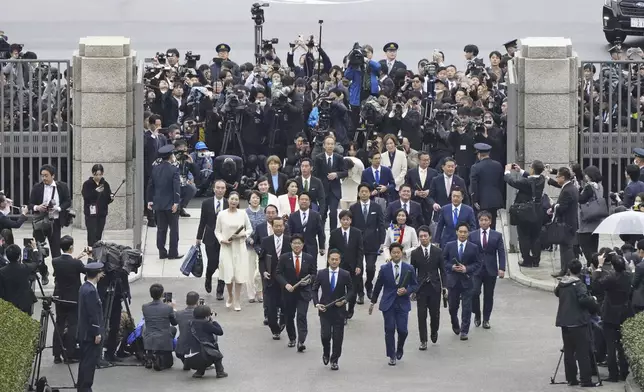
0, 299, 40, 392
623, 312, 644, 389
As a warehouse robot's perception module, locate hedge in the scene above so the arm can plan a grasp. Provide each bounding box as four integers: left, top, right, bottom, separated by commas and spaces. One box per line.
623, 312, 644, 389
0, 299, 40, 392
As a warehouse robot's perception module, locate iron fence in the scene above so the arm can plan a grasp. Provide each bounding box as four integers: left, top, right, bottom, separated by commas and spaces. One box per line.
579, 60, 644, 193
133, 60, 144, 248
0, 59, 71, 206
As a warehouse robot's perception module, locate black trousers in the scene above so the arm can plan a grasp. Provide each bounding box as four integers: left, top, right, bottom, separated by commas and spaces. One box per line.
561, 325, 593, 384
559, 242, 575, 274
324, 193, 341, 231
577, 233, 599, 265
85, 215, 107, 247
320, 314, 345, 362
264, 282, 284, 335
77, 340, 101, 392
204, 243, 225, 295
604, 323, 629, 378
282, 292, 309, 343
362, 254, 378, 295
155, 210, 179, 257
185, 343, 224, 374
147, 350, 174, 370
347, 271, 362, 315
416, 289, 441, 343
53, 302, 78, 359
101, 293, 122, 355
34, 218, 62, 258
472, 274, 497, 322
517, 223, 541, 265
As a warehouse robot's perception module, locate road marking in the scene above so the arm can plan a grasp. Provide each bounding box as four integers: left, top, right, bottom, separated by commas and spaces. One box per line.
268, 0, 374, 4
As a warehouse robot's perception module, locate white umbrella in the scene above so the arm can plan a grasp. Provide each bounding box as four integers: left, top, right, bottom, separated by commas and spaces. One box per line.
593, 210, 644, 235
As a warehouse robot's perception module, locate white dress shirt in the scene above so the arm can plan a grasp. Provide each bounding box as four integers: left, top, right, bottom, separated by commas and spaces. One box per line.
43, 181, 60, 219
419, 168, 427, 187
444, 175, 452, 196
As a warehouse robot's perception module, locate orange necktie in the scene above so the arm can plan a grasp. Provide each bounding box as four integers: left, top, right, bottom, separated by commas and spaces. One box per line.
295, 255, 301, 276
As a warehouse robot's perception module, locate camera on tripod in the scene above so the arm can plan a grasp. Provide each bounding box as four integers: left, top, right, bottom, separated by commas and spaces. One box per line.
251, 2, 269, 25
422, 62, 437, 77
184, 51, 201, 69
262, 38, 278, 52
91, 242, 143, 274
348, 42, 365, 67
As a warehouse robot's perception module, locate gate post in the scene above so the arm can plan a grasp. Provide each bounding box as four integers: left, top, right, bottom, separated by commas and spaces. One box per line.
515, 37, 579, 183
72, 37, 137, 231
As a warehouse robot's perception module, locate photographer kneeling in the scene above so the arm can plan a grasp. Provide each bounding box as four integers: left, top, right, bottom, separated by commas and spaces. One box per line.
142, 283, 177, 371
184, 304, 227, 379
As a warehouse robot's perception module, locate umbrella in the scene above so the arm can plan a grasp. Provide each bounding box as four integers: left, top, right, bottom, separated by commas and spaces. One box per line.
593, 210, 644, 235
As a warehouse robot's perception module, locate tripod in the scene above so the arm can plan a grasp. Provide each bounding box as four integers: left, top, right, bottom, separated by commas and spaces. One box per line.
29, 276, 77, 391
220, 112, 246, 157
268, 109, 285, 151
100, 277, 144, 367
550, 325, 603, 386
251, 3, 269, 66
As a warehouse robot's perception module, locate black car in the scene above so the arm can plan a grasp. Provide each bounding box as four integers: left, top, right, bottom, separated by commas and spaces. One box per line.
604, 0, 644, 43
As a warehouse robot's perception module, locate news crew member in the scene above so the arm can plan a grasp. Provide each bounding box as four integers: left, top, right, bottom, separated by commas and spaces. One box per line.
314, 135, 348, 230
184, 304, 227, 379
0, 244, 38, 315
81, 164, 114, 247
97, 264, 130, 363
554, 259, 599, 388
29, 164, 71, 259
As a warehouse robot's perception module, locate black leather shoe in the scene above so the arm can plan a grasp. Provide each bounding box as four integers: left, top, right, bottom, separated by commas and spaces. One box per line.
322, 355, 329, 365
482, 320, 491, 329
452, 325, 461, 335
263, 318, 269, 326
167, 254, 184, 260
53, 357, 62, 364
179, 209, 190, 217
604, 376, 619, 383
331, 362, 339, 371
159, 253, 168, 259
64, 358, 79, 364
396, 348, 403, 360
460, 334, 469, 341
419, 342, 427, 351
388, 358, 396, 366
297, 342, 306, 352
288, 340, 296, 348
356, 295, 364, 305
430, 332, 438, 343
147, 221, 157, 228
216, 371, 228, 378
474, 316, 481, 327
216, 293, 224, 301
518, 261, 533, 268
272, 334, 281, 340
205, 278, 212, 294
347, 311, 354, 319
567, 380, 579, 386
580, 381, 598, 387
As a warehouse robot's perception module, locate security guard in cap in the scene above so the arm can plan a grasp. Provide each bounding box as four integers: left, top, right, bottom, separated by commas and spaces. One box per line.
76, 262, 105, 392
634, 148, 644, 178
147, 145, 183, 259
210, 43, 241, 83
503, 39, 518, 58
469, 143, 504, 229
379, 42, 407, 77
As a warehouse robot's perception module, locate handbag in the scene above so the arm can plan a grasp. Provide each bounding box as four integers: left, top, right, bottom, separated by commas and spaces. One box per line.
542, 207, 570, 245
180, 245, 198, 277
509, 179, 538, 226
192, 246, 204, 278
190, 321, 223, 362
579, 185, 609, 222
32, 213, 52, 233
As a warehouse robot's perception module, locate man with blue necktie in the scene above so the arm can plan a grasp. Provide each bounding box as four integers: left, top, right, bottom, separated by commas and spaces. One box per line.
443, 222, 482, 341
369, 243, 418, 366
434, 187, 476, 248
361, 150, 396, 202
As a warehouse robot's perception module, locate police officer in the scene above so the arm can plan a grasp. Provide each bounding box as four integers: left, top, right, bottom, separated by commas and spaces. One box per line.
147, 145, 183, 259
502, 39, 518, 60
77, 262, 105, 392
469, 143, 504, 229
633, 148, 644, 178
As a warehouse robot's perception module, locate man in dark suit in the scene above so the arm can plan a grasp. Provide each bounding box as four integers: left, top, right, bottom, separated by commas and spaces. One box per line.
435, 187, 476, 248
410, 226, 445, 349
29, 164, 71, 262
548, 167, 579, 278
287, 193, 325, 257
0, 244, 38, 315
259, 218, 290, 339
162, 84, 186, 126
253, 204, 282, 324
468, 212, 505, 329
196, 180, 228, 297
379, 42, 407, 77
443, 222, 482, 340
275, 234, 317, 351
361, 150, 396, 202
313, 135, 348, 230
144, 115, 168, 227
174, 291, 199, 370
349, 183, 387, 302
52, 235, 86, 363
312, 249, 353, 371
142, 283, 178, 370
405, 151, 439, 225
429, 157, 470, 216
76, 262, 105, 392
369, 243, 418, 366
294, 158, 326, 213
328, 210, 364, 320
469, 143, 504, 230
386, 184, 425, 229
505, 161, 546, 267
147, 145, 182, 260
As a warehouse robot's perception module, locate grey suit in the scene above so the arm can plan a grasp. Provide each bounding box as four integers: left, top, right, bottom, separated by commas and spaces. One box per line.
175, 306, 196, 356
142, 300, 177, 351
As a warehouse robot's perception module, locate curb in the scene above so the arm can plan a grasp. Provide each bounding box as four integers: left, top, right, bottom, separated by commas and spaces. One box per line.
626, 376, 642, 392
500, 211, 556, 293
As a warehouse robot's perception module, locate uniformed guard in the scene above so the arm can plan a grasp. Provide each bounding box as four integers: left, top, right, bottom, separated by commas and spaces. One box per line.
633, 148, 644, 178
147, 145, 183, 259
211, 43, 241, 82
469, 143, 504, 230
503, 39, 518, 58
77, 262, 105, 392
379, 42, 407, 76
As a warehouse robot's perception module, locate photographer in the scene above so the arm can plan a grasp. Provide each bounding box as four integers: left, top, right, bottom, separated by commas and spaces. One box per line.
142, 283, 177, 371
0, 193, 28, 235
286, 35, 332, 79
620, 164, 644, 209
284, 133, 311, 177
0, 244, 38, 315
190, 142, 215, 196
319, 89, 350, 146
173, 139, 199, 217
344, 43, 381, 138
473, 111, 504, 164
554, 259, 600, 387
184, 304, 227, 379
267, 83, 304, 156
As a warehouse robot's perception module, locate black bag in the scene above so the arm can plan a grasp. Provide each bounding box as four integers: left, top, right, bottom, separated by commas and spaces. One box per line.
509, 179, 538, 226
190, 321, 223, 363
579, 186, 609, 222
541, 216, 570, 246
192, 246, 204, 278
32, 213, 52, 233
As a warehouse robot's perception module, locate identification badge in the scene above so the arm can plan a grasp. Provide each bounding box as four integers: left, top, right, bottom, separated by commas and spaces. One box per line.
460, 145, 467, 151
89, 205, 97, 215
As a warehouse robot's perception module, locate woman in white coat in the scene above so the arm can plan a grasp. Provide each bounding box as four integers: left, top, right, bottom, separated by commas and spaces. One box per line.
276, 180, 300, 219
215, 192, 253, 311
341, 143, 365, 209
380, 134, 408, 192
382, 208, 419, 263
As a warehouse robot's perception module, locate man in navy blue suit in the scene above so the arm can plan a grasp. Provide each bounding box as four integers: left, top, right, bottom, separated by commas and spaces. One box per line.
313, 135, 348, 230
405, 151, 439, 225
76, 262, 105, 392
443, 222, 481, 341
429, 157, 469, 217
386, 184, 425, 230
468, 211, 505, 329
361, 150, 396, 202
369, 243, 418, 366
434, 187, 476, 248
469, 143, 504, 230
287, 193, 326, 257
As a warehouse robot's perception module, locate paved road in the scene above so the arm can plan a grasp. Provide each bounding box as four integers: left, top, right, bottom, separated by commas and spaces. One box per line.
4, 0, 613, 67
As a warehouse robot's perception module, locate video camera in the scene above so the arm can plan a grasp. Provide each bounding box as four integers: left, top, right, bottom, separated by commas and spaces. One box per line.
262, 38, 279, 52
348, 42, 365, 67
156, 52, 167, 65
91, 242, 143, 274
467, 58, 486, 77
251, 2, 269, 25
466, 118, 486, 133
184, 51, 201, 69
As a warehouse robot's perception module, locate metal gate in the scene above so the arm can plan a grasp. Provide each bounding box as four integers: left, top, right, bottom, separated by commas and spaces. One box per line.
0, 59, 71, 206
578, 60, 644, 193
